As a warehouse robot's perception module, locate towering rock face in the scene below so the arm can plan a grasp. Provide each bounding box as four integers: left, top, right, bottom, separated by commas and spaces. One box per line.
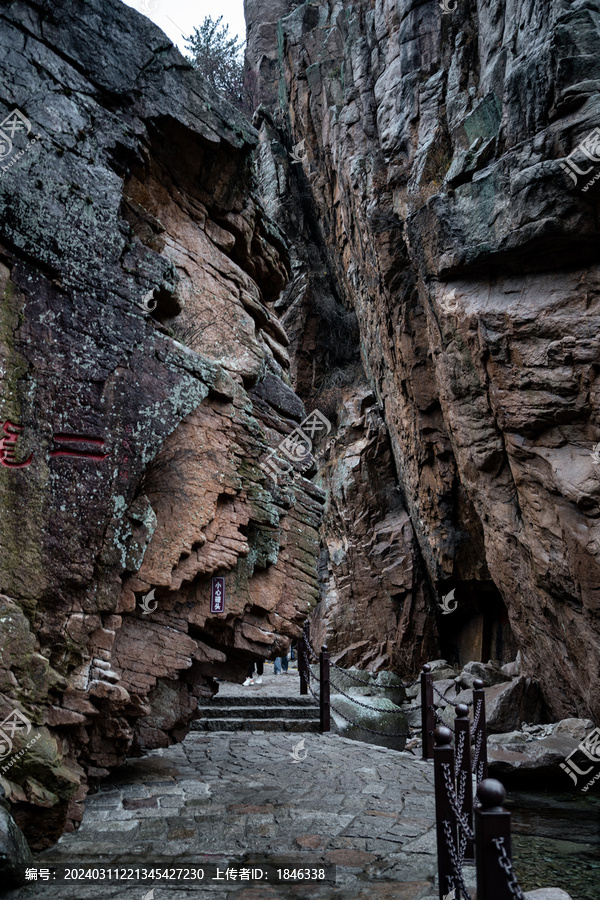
0, 0, 324, 847
246, 0, 600, 722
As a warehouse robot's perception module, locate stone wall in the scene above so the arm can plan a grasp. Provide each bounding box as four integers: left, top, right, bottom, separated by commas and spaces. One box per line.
246, 0, 600, 721
0, 0, 323, 847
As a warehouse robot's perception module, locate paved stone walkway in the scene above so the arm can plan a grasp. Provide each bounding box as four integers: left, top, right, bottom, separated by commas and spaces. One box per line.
6, 671, 460, 900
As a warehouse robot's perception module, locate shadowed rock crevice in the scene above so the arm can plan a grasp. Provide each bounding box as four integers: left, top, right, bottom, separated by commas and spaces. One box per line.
246, 0, 600, 722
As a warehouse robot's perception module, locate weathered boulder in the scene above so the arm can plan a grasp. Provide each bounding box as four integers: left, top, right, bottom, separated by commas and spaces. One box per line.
328, 668, 407, 706
553, 718, 595, 741
0, 790, 33, 889
330, 693, 408, 752
454, 677, 544, 734
488, 732, 580, 788
524, 890, 573, 900
457, 660, 513, 690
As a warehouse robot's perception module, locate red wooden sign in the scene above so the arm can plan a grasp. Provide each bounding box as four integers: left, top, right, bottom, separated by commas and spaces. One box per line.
211, 577, 225, 614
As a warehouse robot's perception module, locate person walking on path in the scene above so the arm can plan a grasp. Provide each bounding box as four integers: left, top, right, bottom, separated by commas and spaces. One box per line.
274, 654, 289, 675
243, 660, 263, 685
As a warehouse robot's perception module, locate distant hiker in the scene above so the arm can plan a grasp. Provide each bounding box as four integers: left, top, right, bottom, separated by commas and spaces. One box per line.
243, 661, 263, 686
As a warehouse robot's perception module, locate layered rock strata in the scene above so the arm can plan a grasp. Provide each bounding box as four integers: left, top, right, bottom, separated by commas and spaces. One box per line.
0, 0, 323, 847
246, 0, 600, 721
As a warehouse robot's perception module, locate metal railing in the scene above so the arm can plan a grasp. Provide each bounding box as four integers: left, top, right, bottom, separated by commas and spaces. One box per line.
299, 620, 525, 900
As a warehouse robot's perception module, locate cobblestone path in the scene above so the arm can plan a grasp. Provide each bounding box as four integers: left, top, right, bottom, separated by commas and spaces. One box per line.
7, 672, 457, 899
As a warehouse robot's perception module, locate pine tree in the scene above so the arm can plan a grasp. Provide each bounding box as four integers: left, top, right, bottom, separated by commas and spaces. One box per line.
185, 16, 249, 113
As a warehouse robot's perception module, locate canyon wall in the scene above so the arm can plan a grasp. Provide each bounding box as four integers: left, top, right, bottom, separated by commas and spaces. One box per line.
0, 0, 324, 847
246, 0, 600, 721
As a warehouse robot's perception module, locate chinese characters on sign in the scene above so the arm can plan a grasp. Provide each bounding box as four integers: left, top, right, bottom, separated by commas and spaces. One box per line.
0, 421, 110, 469
560, 725, 600, 790
260, 409, 332, 485
211, 577, 225, 614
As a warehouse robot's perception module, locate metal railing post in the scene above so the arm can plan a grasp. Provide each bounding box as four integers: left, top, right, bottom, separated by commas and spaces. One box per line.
320, 644, 330, 733
421, 663, 435, 759
454, 703, 475, 863
475, 779, 513, 900
300, 620, 309, 696
472, 678, 488, 783
433, 725, 458, 900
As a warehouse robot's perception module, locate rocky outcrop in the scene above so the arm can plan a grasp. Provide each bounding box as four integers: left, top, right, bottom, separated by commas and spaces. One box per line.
0, 0, 324, 847
488, 718, 594, 789
246, 0, 600, 721
311, 386, 437, 673
0, 788, 32, 889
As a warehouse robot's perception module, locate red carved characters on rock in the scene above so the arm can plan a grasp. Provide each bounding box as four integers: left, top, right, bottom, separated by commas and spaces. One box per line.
0, 420, 112, 468
0, 420, 33, 468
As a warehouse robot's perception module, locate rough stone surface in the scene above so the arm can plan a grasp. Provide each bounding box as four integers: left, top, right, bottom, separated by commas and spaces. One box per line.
246, 0, 600, 721
0, 0, 324, 846
329, 694, 408, 752
488, 732, 580, 789
5, 728, 444, 900
0, 804, 33, 889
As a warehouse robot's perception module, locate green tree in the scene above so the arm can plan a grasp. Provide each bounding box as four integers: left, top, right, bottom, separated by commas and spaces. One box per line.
185, 15, 249, 113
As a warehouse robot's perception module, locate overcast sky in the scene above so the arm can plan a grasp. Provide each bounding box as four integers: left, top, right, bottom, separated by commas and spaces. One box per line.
120, 0, 246, 56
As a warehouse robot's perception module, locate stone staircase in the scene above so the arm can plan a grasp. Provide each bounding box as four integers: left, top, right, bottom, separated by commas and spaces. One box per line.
191, 694, 321, 733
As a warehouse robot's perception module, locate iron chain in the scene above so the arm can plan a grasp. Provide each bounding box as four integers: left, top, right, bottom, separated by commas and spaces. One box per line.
442, 819, 473, 900
493, 838, 526, 900
441, 762, 475, 842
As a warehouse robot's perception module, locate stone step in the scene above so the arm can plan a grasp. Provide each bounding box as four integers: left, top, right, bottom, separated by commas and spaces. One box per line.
191, 717, 321, 733
207, 694, 319, 708
197, 704, 320, 720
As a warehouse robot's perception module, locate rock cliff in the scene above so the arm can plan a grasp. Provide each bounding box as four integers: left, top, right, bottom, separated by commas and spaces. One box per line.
246, 0, 600, 722
0, 0, 324, 848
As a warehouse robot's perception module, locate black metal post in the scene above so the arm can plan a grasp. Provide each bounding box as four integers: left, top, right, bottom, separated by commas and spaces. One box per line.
299, 620, 309, 696
433, 726, 458, 900
421, 663, 435, 760
475, 779, 513, 900
472, 678, 488, 783
320, 644, 330, 733
454, 703, 475, 863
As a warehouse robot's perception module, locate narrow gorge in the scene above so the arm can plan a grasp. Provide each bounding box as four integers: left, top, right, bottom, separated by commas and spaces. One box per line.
0, 0, 598, 896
